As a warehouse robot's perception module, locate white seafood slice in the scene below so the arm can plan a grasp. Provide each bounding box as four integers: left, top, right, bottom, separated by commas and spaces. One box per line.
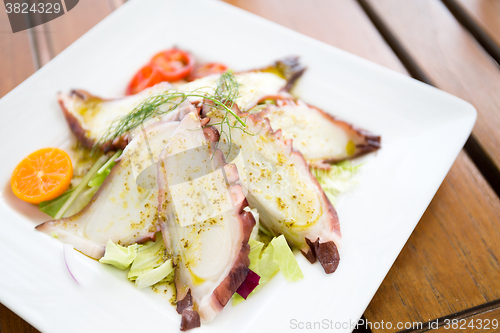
36, 121, 179, 259
58, 71, 288, 152
207, 105, 341, 274
57, 83, 175, 151
157, 112, 255, 329
258, 98, 380, 168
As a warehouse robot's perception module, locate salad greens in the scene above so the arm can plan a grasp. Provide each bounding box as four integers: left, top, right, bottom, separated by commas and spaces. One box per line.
135, 260, 173, 289
311, 161, 362, 204
88, 150, 121, 187
271, 235, 304, 282
99, 240, 138, 270
39, 186, 101, 218
39, 150, 122, 218
39, 188, 77, 218
128, 235, 167, 280
232, 162, 361, 305
248, 239, 265, 270
95, 72, 246, 156
97, 232, 303, 301
43, 139, 361, 304
53, 153, 109, 219
232, 235, 303, 305
99, 234, 173, 290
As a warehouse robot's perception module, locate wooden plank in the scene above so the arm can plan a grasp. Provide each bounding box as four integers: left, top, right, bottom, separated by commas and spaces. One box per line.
223, 0, 500, 331
364, 152, 500, 332
107, 0, 126, 11
0, 303, 39, 333
223, 0, 407, 74
455, 0, 500, 49
47, 0, 113, 57
432, 307, 500, 332
35, 0, 115, 66
5, 0, 499, 332
0, 1, 124, 330
364, 0, 500, 190
442, 0, 500, 65
0, 9, 36, 97
0, 5, 39, 333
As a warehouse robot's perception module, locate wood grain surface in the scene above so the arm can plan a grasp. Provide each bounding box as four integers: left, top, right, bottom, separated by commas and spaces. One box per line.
0, 9, 35, 97
0, 6, 39, 333
224, 0, 407, 74
441, 0, 500, 66
456, 0, 500, 48
0, 304, 38, 333
364, 0, 500, 184
36, 0, 115, 66
0, 1, 123, 331
432, 307, 500, 332
364, 152, 500, 332
223, 1, 500, 332
1, 0, 500, 332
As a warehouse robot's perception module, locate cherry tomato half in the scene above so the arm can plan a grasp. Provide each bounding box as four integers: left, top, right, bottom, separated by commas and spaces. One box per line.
189, 63, 228, 81
125, 64, 165, 95
150, 49, 195, 82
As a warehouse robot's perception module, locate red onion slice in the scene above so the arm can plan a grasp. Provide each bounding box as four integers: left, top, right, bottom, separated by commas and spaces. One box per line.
63, 244, 80, 286
236, 269, 260, 299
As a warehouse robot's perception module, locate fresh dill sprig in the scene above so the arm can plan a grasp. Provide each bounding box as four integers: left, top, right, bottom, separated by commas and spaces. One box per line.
208, 71, 241, 157
93, 72, 246, 153
94, 90, 187, 152
214, 71, 239, 108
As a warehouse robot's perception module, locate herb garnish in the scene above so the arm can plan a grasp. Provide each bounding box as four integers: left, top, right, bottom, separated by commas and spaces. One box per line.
93, 72, 247, 154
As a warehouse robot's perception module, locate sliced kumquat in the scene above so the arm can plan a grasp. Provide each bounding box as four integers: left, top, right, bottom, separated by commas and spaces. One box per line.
11, 148, 73, 204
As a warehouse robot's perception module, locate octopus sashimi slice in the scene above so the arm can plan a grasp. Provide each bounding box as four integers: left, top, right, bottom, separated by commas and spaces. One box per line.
58, 57, 305, 152
157, 112, 255, 329
207, 105, 341, 274
257, 98, 381, 168
56, 82, 196, 152
36, 121, 180, 259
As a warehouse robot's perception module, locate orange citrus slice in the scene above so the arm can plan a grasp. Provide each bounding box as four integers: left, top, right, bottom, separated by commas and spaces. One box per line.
11, 148, 73, 204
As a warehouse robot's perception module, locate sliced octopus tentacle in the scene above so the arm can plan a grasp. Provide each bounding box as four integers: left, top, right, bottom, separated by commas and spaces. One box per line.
255, 97, 381, 168
206, 104, 342, 273
57, 82, 190, 152
157, 111, 255, 327
36, 121, 180, 259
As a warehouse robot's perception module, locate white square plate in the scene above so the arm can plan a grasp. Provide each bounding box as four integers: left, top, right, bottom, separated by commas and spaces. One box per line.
0, 0, 476, 332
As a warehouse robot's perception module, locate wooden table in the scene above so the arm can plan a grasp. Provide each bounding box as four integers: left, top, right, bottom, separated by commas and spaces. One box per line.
1, 1, 500, 332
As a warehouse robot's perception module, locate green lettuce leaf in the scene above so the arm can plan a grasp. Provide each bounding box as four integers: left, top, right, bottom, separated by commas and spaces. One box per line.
88, 171, 109, 187
135, 259, 174, 289
63, 186, 99, 217
248, 239, 264, 272
232, 292, 245, 305
39, 150, 121, 218
233, 235, 302, 305
244, 207, 261, 241
39, 188, 76, 218
311, 161, 362, 204
271, 235, 304, 282
128, 235, 166, 280
232, 240, 280, 305
40, 186, 100, 218
99, 240, 138, 270
88, 155, 118, 187
256, 242, 280, 285
99, 233, 172, 291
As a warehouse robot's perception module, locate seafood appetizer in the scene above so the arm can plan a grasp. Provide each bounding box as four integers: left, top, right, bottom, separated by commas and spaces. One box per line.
10, 49, 380, 330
